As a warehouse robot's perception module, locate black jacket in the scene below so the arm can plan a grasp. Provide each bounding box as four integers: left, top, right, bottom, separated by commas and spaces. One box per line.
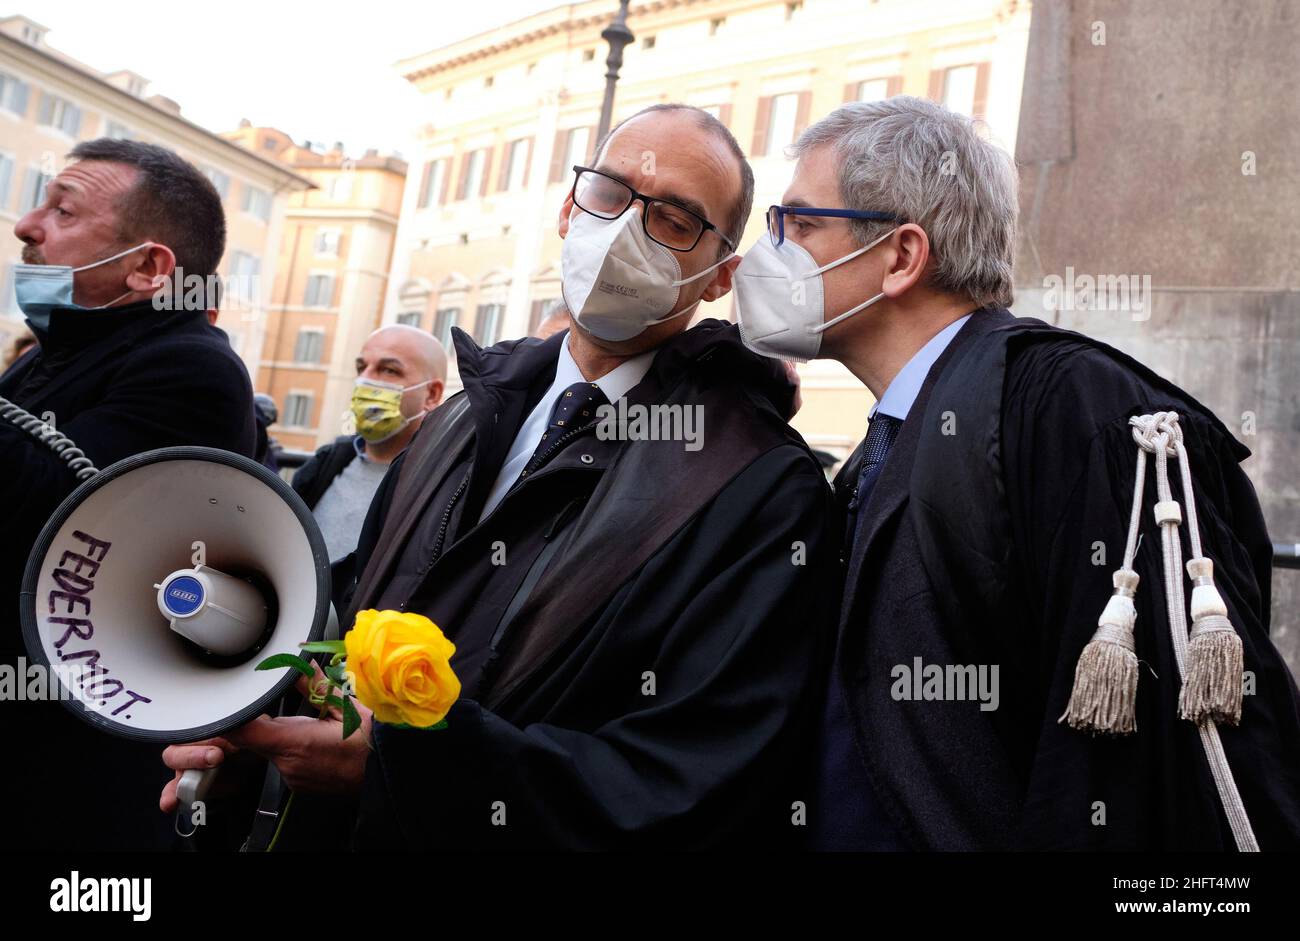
291, 436, 359, 510
327, 320, 837, 850
0, 299, 256, 851
825, 307, 1300, 850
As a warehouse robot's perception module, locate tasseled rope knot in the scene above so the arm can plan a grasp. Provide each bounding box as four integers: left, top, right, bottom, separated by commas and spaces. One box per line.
1059, 411, 1257, 851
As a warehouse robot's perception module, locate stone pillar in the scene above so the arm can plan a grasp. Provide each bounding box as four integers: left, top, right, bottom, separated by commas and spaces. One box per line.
1012, 0, 1300, 671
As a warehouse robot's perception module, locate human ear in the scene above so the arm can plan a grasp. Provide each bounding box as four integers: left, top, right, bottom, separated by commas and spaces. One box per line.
557, 191, 577, 238
126, 243, 176, 294
701, 254, 741, 302
881, 224, 929, 298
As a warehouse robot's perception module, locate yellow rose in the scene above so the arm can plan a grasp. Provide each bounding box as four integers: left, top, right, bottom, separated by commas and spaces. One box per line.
344, 610, 461, 728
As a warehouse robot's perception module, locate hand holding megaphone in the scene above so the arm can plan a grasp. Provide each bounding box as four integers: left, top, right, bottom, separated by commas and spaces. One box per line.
159, 658, 372, 816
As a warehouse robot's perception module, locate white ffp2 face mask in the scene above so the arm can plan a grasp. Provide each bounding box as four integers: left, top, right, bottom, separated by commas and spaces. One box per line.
561, 208, 734, 342
732, 228, 896, 361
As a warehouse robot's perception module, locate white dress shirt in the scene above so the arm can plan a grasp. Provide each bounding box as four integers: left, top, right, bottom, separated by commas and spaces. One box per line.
477, 333, 656, 522
869, 314, 972, 422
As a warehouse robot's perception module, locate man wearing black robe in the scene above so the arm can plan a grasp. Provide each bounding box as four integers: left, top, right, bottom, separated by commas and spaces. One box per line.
733, 96, 1300, 850
160, 105, 836, 850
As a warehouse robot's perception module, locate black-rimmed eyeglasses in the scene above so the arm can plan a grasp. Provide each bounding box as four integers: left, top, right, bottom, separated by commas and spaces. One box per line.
571, 166, 735, 253
767, 204, 902, 247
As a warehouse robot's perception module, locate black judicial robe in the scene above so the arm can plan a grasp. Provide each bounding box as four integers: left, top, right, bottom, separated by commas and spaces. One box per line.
340, 321, 838, 850
830, 307, 1300, 850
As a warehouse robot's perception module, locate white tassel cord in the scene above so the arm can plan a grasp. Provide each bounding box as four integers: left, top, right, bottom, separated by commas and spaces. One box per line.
1062, 412, 1257, 852
1059, 434, 1147, 734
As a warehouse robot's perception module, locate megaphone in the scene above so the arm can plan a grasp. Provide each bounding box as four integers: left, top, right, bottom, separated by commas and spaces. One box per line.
18, 446, 332, 752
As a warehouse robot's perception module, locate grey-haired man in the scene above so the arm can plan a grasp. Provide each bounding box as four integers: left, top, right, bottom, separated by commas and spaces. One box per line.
732, 96, 1300, 850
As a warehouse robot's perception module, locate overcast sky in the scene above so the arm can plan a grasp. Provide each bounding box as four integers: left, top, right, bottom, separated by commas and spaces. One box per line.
24, 0, 567, 157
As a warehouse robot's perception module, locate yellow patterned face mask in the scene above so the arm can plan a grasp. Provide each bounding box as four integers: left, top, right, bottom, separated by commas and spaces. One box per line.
350, 378, 428, 443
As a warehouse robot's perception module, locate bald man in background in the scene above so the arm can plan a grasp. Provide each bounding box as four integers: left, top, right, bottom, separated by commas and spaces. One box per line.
291, 324, 446, 561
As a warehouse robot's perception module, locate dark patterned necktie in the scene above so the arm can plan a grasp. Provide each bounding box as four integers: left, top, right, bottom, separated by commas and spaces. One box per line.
518, 380, 609, 480
844, 412, 903, 547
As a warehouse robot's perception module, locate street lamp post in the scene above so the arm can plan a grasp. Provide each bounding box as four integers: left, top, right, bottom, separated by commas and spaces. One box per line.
596, 0, 634, 144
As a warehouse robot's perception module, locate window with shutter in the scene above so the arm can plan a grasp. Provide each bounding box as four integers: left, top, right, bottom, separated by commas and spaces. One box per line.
21, 168, 52, 213
203, 166, 231, 199
426, 159, 449, 208
972, 63, 991, 118
293, 329, 325, 363
565, 128, 591, 172
315, 229, 341, 256
61, 103, 82, 136
433, 307, 461, 347
242, 185, 271, 222
852, 78, 890, 103
941, 65, 979, 117
0, 72, 29, 116
479, 146, 493, 197
304, 274, 335, 308
38, 94, 81, 135
475, 303, 503, 345
766, 93, 800, 155
0, 155, 13, 212
458, 149, 487, 200
549, 129, 569, 184
416, 161, 433, 208
284, 394, 313, 428
229, 251, 260, 309
528, 297, 560, 335
751, 96, 773, 156
501, 138, 530, 192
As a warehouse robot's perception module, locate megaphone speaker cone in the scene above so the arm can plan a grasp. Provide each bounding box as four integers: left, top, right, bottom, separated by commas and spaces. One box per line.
19, 447, 332, 743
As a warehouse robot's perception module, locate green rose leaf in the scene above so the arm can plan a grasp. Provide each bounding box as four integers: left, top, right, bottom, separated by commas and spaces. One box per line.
255, 653, 315, 678
299, 640, 347, 655
342, 696, 361, 739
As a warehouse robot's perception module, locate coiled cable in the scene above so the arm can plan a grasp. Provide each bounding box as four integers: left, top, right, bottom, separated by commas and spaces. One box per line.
0, 395, 99, 481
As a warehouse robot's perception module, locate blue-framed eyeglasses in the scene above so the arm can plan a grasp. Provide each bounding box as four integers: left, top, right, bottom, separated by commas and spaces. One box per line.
766, 205, 902, 247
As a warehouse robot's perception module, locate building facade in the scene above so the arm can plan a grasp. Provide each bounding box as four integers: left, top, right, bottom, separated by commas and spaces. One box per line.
224, 125, 407, 451
0, 15, 311, 372
384, 0, 1032, 460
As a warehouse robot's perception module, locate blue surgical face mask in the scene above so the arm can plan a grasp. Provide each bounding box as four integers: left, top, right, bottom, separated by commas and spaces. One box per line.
15, 242, 153, 332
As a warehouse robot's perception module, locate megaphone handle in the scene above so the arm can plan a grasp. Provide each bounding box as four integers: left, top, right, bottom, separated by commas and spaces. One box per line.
174, 767, 219, 839
177, 767, 219, 808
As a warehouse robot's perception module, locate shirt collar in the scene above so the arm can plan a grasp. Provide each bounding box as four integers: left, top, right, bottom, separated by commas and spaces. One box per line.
870, 314, 973, 421
555, 332, 656, 403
